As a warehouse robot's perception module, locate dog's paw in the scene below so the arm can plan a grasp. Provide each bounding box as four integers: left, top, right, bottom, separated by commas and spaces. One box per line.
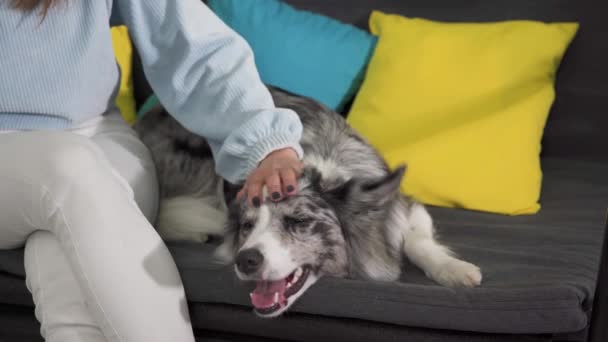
428, 259, 482, 288
212, 241, 235, 265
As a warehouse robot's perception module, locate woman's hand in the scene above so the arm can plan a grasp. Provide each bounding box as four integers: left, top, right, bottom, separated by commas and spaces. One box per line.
236, 148, 303, 207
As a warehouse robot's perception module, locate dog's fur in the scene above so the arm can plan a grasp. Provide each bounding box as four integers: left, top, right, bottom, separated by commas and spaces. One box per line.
134, 86, 482, 318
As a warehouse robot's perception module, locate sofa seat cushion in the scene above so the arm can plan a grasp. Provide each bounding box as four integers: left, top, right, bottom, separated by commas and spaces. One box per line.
0, 158, 606, 335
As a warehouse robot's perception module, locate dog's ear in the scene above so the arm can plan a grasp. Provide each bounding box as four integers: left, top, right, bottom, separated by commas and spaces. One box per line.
222, 180, 242, 207
357, 165, 406, 206
323, 165, 407, 208
301, 166, 323, 189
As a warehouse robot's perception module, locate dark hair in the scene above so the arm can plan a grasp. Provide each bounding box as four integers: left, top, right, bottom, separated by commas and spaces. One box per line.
11, 0, 57, 18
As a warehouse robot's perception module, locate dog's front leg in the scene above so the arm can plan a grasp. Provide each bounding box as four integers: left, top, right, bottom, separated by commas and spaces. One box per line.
401, 203, 482, 288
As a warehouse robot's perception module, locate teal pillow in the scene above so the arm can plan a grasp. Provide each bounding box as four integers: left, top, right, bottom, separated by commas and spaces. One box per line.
207, 0, 377, 112
137, 93, 159, 118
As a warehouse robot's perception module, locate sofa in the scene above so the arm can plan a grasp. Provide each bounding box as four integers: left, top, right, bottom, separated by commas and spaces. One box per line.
1, 0, 607, 341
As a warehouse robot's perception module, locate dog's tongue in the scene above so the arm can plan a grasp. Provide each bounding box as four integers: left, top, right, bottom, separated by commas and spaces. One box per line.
251, 280, 286, 309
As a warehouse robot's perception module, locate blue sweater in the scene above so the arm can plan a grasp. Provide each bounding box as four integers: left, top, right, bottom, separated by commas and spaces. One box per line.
0, 0, 303, 184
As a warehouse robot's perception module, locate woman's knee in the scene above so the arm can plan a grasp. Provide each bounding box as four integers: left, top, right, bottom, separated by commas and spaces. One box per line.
24, 231, 58, 290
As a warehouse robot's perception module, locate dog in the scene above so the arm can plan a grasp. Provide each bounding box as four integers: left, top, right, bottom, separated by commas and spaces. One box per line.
134, 86, 482, 318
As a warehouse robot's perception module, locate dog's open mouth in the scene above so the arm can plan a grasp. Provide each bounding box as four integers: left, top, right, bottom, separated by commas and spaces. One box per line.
250, 265, 311, 315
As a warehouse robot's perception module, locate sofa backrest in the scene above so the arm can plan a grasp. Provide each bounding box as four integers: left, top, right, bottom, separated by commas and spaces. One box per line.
128, 0, 608, 162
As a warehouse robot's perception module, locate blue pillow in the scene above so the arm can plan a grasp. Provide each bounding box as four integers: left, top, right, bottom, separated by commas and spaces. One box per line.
207, 0, 377, 112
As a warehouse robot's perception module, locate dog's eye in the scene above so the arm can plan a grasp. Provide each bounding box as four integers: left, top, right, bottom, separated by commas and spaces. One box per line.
241, 221, 254, 233
283, 216, 310, 230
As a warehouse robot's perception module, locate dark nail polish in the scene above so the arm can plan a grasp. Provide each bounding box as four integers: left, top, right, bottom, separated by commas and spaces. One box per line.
286, 185, 295, 193
252, 197, 261, 208
272, 192, 281, 200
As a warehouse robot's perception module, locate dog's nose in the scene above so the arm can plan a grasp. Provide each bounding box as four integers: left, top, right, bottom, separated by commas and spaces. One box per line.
236, 248, 264, 275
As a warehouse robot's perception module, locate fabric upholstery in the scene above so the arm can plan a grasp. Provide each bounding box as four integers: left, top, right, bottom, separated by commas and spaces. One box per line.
0, 158, 606, 336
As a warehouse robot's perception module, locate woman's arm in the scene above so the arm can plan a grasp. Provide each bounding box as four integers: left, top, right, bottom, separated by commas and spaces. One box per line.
115, 0, 303, 185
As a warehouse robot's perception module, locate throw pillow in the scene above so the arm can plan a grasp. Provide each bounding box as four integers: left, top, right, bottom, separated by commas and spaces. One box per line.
207, 0, 377, 112
347, 11, 578, 215
110, 25, 137, 124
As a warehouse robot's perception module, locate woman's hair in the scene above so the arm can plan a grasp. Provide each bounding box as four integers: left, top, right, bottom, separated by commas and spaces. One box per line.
10, 0, 57, 17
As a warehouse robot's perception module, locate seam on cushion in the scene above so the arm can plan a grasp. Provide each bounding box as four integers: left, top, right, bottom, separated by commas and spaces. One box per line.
200, 297, 583, 312
232, 298, 580, 311
191, 292, 583, 311
309, 289, 584, 307
199, 290, 583, 309
178, 267, 586, 306
185, 289, 583, 310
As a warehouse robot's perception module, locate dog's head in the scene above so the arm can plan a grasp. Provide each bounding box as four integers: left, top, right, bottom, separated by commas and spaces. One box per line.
220, 165, 406, 318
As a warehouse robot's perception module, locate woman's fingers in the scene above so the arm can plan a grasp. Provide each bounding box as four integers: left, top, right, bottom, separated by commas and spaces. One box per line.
280, 168, 298, 196
266, 171, 283, 202
246, 174, 264, 208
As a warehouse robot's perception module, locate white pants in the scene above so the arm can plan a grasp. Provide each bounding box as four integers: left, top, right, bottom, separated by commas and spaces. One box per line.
0, 113, 195, 342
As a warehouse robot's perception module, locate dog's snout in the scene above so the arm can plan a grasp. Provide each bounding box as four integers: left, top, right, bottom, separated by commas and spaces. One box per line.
236, 248, 264, 275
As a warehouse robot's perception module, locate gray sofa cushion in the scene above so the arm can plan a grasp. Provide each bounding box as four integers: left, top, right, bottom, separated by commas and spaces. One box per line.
1, 158, 606, 335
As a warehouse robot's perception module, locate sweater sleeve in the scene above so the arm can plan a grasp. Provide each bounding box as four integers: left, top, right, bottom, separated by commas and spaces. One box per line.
115, 0, 303, 184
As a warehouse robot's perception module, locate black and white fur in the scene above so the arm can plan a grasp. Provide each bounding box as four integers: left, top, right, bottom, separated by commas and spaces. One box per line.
134, 86, 482, 318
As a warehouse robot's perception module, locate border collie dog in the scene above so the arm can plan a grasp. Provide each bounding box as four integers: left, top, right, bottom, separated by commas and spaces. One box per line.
134, 87, 482, 318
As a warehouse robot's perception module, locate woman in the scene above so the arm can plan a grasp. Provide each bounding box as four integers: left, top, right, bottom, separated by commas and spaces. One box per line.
0, 0, 303, 341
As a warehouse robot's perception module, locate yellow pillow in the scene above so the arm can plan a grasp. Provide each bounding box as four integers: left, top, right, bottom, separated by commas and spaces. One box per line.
347, 11, 578, 215
110, 25, 137, 124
